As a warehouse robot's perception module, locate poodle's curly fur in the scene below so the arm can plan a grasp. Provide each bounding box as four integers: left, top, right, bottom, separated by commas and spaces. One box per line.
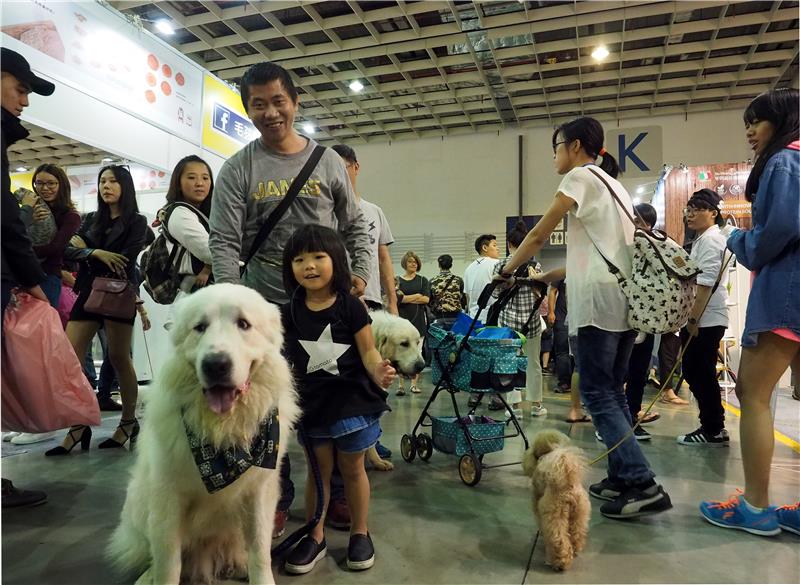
521, 429, 591, 571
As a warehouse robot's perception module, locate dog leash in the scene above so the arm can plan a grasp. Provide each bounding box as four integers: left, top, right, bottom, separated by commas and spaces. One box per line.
587, 250, 734, 466
271, 425, 325, 557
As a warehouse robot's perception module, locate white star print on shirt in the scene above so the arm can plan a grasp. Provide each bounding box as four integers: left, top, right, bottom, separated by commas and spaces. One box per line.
299, 323, 351, 375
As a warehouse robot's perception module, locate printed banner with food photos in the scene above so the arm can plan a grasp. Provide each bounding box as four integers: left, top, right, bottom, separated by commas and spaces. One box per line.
2, 0, 203, 142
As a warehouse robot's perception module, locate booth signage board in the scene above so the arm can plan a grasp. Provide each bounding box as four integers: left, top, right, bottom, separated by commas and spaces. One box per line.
505, 215, 567, 251
605, 126, 663, 179
201, 74, 259, 158
1, 1, 203, 143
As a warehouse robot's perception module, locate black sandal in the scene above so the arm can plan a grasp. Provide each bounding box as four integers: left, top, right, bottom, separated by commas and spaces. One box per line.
98, 418, 139, 450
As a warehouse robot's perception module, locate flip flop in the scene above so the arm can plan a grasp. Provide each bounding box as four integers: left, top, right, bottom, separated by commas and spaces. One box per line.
638, 412, 661, 424
565, 415, 592, 423
659, 396, 689, 405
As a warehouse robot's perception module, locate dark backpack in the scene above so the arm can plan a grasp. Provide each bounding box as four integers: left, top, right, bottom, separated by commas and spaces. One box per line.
141, 202, 209, 304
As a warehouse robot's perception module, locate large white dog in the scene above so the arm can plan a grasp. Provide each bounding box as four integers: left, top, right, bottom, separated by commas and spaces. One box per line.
108, 284, 299, 585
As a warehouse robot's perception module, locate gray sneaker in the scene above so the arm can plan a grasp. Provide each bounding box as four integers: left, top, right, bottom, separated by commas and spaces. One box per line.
589, 478, 625, 501
600, 484, 673, 519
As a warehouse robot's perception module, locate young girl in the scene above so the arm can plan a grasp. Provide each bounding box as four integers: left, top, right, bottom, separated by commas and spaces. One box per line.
499, 116, 671, 520
280, 224, 395, 574
701, 88, 799, 536
47, 165, 148, 456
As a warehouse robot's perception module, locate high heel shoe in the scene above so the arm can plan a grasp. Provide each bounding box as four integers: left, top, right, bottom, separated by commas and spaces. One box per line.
45, 425, 92, 456
98, 418, 139, 450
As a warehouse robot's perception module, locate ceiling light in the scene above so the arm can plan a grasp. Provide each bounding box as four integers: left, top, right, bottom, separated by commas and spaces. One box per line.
155, 19, 174, 35
349, 80, 364, 93
591, 46, 609, 61
101, 157, 113, 163
636, 186, 645, 194
15, 166, 27, 172
302, 122, 315, 135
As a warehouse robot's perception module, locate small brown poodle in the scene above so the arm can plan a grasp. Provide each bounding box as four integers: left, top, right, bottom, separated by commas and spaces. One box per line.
521, 429, 591, 571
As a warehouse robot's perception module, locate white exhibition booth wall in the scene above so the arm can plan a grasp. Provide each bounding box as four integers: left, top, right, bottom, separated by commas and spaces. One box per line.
2, 0, 236, 380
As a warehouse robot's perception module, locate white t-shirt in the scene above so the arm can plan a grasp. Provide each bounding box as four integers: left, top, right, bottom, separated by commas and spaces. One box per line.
463, 256, 499, 318
690, 224, 729, 329
359, 199, 394, 305
559, 165, 634, 336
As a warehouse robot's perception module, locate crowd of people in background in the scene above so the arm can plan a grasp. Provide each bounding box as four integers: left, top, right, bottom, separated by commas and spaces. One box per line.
1, 46, 798, 559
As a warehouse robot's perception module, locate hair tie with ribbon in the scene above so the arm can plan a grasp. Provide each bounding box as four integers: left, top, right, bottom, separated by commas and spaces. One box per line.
599, 147, 607, 156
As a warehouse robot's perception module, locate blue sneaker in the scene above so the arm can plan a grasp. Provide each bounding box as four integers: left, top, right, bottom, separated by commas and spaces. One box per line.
776, 502, 800, 536
700, 493, 781, 536
375, 441, 392, 459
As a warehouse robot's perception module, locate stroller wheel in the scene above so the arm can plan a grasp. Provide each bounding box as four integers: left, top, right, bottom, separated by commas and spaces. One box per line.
400, 434, 416, 462
416, 433, 433, 461
459, 454, 482, 487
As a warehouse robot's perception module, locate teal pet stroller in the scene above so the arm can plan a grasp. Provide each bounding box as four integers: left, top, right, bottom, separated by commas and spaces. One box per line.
400, 276, 547, 486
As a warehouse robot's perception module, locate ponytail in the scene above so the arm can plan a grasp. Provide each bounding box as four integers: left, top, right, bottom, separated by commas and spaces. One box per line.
552, 116, 620, 178
598, 149, 620, 179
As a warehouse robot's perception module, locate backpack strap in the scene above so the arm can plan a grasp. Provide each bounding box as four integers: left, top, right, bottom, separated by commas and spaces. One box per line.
160, 202, 210, 270
161, 202, 209, 244
584, 167, 674, 245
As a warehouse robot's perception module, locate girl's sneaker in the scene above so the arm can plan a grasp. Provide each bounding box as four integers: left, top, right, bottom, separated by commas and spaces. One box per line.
776, 502, 800, 535
347, 533, 375, 571
285, 535, 327, 574
700, 492, 781, 536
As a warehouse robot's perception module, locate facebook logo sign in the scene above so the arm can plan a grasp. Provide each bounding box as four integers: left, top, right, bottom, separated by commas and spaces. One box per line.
212, 103, 257, 144
606, 126, 663, 179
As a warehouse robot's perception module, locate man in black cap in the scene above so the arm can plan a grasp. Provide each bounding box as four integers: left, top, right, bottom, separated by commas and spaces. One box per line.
1, 47, 55, 509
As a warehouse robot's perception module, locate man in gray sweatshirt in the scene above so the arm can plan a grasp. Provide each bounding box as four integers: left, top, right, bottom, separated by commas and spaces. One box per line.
209, 62, 372, 302
208, 62, 372, 537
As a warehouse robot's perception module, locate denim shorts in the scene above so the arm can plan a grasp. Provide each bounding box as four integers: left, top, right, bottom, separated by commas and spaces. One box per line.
306, 414, 383, 453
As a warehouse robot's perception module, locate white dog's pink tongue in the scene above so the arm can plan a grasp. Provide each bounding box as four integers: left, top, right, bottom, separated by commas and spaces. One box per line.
204, 386, 238, 414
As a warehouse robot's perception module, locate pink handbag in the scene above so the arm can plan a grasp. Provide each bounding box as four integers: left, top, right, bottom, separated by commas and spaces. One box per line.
1, 292, 100, 433
57, 286, 78, 328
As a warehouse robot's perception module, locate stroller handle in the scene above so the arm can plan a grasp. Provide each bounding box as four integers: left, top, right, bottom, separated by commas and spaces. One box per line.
476, 277, 547, 310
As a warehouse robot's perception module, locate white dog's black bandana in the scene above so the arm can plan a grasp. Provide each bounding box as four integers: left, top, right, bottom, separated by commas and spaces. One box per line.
185, 409, 280, 494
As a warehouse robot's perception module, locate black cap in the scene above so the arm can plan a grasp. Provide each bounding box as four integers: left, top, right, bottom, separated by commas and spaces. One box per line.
1, 48, 55, 96
688, 188, 722, 210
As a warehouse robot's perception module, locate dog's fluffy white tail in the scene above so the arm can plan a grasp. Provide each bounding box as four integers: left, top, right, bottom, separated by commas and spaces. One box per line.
107, 518, 150, 574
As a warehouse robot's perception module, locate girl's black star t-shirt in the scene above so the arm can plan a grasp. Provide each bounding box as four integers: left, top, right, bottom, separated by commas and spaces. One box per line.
280, 293, 389, 427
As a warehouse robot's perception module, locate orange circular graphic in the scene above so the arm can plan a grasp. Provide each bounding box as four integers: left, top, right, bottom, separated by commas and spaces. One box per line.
146, 72, 156, 87
161, 81, 172, 96
162, 64, 172, 78
145, 90, 156, 104
157, 171, 166, 177
147, 54, 159, 71
175, 72, 185, 86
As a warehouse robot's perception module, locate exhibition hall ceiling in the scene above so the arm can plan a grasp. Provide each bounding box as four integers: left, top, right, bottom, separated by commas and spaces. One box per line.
110, 0, 800, 143
7, 123, 118, 171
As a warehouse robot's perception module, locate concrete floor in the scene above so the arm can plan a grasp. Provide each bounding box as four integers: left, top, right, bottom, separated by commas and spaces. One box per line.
2, 374, 799, 585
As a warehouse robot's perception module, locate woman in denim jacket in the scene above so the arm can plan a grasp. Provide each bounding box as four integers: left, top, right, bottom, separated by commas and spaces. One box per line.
701, 88, 799, 537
